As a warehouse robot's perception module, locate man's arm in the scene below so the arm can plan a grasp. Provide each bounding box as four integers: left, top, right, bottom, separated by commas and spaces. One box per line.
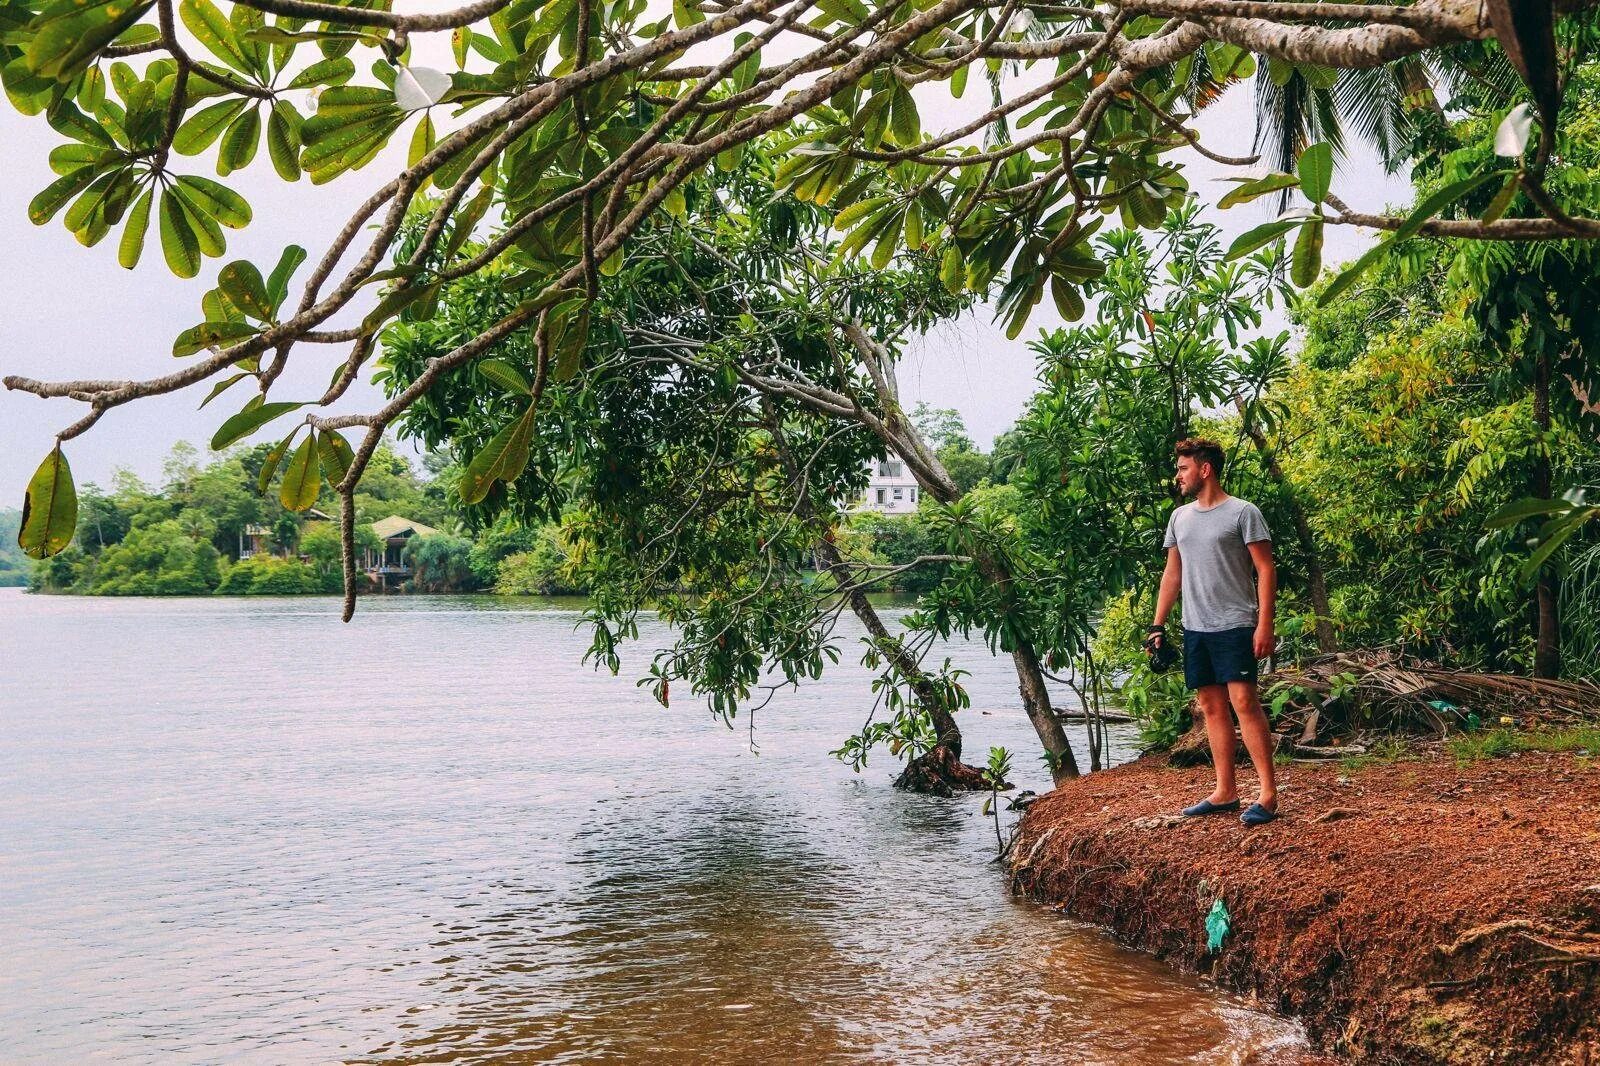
1153, 546, 1181, 628
1248, 539, 1277, 659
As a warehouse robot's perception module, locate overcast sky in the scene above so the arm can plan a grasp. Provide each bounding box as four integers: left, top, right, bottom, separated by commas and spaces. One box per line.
0, 56, 1410, 502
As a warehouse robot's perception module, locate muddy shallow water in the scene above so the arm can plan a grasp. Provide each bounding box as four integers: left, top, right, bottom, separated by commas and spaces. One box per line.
0, 591, 1315, 1063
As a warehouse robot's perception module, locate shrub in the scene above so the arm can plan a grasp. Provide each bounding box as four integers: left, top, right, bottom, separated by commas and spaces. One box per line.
217, 555, 323, 595
404, 533, 481, 592
494, 527, 585, 595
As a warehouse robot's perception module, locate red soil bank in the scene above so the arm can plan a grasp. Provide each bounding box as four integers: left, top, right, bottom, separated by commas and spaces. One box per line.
1008, 752, 1600, 1063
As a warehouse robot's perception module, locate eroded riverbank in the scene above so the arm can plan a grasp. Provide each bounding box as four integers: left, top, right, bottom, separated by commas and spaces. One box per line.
1008, 750, 1600, 1064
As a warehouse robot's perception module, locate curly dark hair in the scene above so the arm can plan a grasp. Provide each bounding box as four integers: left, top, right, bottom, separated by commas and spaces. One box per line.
1175, 437, 1225, 479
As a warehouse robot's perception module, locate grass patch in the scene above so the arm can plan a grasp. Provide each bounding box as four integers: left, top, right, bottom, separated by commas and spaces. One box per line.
1446, 726, 1600, 765
1339, 735, 1414, 774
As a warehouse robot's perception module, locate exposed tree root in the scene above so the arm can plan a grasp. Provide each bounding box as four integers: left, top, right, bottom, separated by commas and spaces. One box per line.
894, 744, 992, 796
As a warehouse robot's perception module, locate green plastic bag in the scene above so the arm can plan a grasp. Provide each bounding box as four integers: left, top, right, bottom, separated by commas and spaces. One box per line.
1205, 898, 1231, 953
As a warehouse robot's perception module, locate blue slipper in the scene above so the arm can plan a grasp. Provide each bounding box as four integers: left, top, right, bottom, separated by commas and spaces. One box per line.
1182, 798, 1241, 817
1240, 803, 1278, 827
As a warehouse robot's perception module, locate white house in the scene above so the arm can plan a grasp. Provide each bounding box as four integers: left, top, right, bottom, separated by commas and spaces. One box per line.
854, 455, 921, 514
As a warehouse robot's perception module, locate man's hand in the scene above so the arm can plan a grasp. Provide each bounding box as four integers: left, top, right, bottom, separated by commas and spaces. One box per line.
1253, 623, 1275, 660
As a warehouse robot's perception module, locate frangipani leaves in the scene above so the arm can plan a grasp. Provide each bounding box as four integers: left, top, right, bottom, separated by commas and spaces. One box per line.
18, 445, 78, 559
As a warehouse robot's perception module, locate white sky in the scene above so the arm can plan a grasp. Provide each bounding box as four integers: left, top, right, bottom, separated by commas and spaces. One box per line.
0, 29, 1411, 500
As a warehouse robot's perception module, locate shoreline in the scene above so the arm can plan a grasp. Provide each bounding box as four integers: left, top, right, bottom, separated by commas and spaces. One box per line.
1007, 749, 1600, 1064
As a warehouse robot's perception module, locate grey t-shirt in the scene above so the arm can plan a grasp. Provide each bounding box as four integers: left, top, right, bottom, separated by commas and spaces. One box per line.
1163, 496, 1271, 632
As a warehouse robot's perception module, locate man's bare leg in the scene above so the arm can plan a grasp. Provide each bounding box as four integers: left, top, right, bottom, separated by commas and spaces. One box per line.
1196, 684, 1238, 804
1228, 679, 1278, 810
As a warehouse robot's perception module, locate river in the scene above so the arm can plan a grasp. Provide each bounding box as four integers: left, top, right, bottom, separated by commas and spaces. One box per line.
0, 590, 1315, 1063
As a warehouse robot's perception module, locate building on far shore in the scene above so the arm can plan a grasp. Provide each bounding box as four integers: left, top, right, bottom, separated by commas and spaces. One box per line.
365, 515, 442, 586
237, 508, 332, 559
852, 455, 920, 515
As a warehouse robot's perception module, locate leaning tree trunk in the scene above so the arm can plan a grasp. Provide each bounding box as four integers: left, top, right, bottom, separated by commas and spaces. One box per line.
762, 399, 988, 794
765, 323, 1082, 784
1532, 348, 1562, 679
844, 326, 1081, 783
1235, 395, 1337, 654
896, 457, 1081, 781
813, 536, 988, 795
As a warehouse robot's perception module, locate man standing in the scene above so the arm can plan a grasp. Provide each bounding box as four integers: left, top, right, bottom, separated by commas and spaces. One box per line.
1145, 438, 1280, 826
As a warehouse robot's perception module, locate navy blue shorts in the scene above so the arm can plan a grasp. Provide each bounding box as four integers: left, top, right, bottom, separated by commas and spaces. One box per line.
1183, 626, 1258, 690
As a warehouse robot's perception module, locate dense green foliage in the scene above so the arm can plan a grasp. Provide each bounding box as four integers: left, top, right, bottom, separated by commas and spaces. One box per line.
0, 510, 30, 586
23, 441, 507, 595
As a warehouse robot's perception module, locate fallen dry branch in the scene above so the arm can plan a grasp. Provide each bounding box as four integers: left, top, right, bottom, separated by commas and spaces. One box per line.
1266, 649, 1600, 740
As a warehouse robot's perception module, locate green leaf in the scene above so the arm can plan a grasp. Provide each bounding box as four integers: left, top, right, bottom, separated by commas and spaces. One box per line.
1049, 275, 1085, 321
1218, 172, 1299, 209
256, 428, 297, 492
1519, 510, 1594, 580
217, 107, 261, 176
1290, 218, 1323, 287
211, 398, 304, 449
301, 110, 403, 183
316, 429, 354, 489
159, 188, 203, 277
1224, 217, 1306, 260
180, 0, 257, 75
1315, 234, 1392, 307
284, 56, 355, 91
62, 170, 123, 238
548, 304, 590, 382
170, 184, 227, 257
459, 406, 536, 503
266, 102, 302, 181
173, 319, 259, 356
443, 182, 492, 260
29, 167, 102, 226
671, 0, 704, 29
407, 111, 435, 169
362, 280, 441, 332
279, 433, 322, 511
1482, 172, 1520, 224
199, 371, 251, 409
889, 85, 920, 147
217, 260, 274, 321
266, 244, 308, 310
175, 174, 252, 228
117, 186, 154, 268
1485, 496, 1568, 528
48, 142, 118, 176
478, 358, 532, 395
1393, 171, 1503, 243
1296, 142, 1333, 204
26, 0, 155, 81
48, 101, 117, 149
174, 98, 248, 155
18, 445, 78, 559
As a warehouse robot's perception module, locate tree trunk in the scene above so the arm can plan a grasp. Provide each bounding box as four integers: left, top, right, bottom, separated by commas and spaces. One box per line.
762, 398, 987, 794
814, 534, 988, 795
770, 323, 1082, 784
877, 410, 1081, 783
1234, 395, 1337, 654
1532, 349, 1562, 679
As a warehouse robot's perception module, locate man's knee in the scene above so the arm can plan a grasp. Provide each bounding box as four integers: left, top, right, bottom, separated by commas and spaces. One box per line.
1227, 682, 1266, 719
1195, 685, 1231, 718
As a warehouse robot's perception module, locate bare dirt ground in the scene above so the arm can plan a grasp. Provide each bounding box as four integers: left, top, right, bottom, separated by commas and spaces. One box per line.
1008, 750, 1600, 1064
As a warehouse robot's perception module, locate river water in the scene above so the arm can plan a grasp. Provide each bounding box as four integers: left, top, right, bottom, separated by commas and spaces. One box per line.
0, 590, 1314, 1063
